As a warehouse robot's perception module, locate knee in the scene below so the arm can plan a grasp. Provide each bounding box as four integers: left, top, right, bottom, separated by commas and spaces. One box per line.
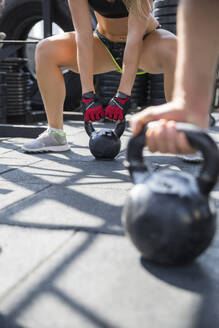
162, 38, 177, 70
35, 38, 54, 68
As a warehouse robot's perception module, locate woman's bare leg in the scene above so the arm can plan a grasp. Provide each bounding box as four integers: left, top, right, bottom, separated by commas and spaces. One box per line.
139, 29, 177, 101
35, 32, 117, 129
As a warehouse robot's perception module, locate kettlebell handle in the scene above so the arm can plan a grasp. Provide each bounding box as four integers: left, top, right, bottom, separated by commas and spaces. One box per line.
127, 122, 219, 195
84, 119, 126, 138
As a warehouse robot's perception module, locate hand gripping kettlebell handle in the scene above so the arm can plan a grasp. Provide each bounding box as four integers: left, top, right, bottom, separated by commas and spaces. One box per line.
176, 122, 219, 195
84, 119, 126, 137
127, 122, 219, 195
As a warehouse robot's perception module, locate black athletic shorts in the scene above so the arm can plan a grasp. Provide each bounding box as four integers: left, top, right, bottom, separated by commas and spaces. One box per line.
95, 26, 161, 74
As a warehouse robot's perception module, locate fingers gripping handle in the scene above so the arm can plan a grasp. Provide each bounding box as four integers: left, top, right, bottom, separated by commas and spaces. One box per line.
84, 119, 126, 138
127, 122, 219, 194
176, 123, 219, 195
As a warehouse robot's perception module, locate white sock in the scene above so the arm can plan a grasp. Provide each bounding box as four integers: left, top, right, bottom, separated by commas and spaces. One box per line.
49, 126, 65, 133
48, 126, 66, 136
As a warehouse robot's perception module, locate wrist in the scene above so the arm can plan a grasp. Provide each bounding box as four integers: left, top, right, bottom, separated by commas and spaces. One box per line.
116, 91, 130, 99
82, 91, 95, 99
171, 98, 209, 128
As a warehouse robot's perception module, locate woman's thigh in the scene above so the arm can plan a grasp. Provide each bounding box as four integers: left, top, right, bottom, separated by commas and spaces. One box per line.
36, 31, 117, 74
139, 28, 177, 73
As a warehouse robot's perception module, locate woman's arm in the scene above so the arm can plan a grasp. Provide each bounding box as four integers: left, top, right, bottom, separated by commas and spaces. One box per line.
118, 1, 152, 95
68, 0, 95, 93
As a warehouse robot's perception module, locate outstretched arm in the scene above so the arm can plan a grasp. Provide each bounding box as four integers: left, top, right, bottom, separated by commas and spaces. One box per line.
173, 0, 219, 126
68, 0, 105, 122
68, 0, 95, 94
105, 1, 156, 121
130, 0, 219, 154
118, 0, 152, 95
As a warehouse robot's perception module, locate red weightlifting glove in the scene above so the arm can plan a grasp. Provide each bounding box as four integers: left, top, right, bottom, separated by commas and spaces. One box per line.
82, 91, 105, 121
105, 91, 130, 121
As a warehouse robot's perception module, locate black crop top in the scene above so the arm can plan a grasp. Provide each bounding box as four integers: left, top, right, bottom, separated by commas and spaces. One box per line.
88, 0, 128, 18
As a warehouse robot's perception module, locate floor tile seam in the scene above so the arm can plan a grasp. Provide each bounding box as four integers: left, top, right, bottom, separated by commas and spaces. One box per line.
0, 157, 44, 166
0, 148, 20, 155
0, 178, 130, 188
0, 167, 17, 176
0, 155, 45, 161
0, 231, 77, 303
74, 227, 125, 237
0, 220, 125, 236
31, 158, 128, 163
0, 183, 52, 214
0, 158, 47, 177
49, 183, 131, 190
0, 180, 51, 185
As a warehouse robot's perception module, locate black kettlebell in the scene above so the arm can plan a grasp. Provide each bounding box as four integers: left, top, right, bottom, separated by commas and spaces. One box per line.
84, 120, 126, 160
122, 122, 219, 265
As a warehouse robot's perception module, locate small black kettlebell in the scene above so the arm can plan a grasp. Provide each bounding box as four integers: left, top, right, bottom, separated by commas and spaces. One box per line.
84, 120, 126, 160
122, 123, 219, 265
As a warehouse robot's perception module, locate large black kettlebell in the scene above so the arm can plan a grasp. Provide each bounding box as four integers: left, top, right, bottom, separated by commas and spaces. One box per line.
122, 123, 219, 265
84, 120, 126, 160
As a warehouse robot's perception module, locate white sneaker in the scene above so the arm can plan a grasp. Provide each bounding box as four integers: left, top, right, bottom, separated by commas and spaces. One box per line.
22, 128, 70, 153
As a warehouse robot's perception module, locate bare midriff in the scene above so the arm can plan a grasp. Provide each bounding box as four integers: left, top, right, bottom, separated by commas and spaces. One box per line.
95, 12, 159, 43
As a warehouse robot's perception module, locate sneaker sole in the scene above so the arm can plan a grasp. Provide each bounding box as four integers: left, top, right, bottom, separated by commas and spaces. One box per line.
22, 145, 70, 153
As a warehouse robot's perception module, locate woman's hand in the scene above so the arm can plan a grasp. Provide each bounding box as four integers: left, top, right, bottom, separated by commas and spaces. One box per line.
82, 92, 105, 121
105, 92, 130, 121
